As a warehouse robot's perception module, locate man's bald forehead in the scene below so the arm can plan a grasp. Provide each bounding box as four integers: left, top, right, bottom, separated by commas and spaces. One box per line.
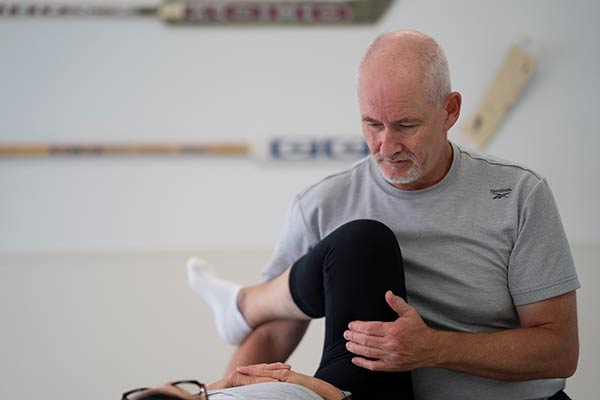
361, 30, 440, 69
357, 30, 451, 106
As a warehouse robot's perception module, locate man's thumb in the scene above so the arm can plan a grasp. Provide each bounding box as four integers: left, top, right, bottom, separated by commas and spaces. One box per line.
385, 290, 411, 315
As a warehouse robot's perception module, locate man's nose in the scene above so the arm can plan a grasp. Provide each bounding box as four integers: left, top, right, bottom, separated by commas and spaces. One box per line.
380, 127, 403, 156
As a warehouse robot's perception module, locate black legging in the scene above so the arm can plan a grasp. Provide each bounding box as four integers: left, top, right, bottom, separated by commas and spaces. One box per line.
289, 219, 414, 400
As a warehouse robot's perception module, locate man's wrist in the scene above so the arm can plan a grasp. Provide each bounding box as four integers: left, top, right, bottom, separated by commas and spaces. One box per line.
426, 328, 454, 369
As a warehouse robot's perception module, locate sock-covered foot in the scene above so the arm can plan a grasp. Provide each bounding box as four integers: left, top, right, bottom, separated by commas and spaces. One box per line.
186, 257, 251, 346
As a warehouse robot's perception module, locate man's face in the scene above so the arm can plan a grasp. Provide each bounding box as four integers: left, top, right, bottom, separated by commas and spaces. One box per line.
358, 63, 455, 190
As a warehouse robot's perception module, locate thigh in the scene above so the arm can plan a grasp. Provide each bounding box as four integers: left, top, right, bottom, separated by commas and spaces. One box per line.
289, 219, 407, 321
289, 220, 413, 400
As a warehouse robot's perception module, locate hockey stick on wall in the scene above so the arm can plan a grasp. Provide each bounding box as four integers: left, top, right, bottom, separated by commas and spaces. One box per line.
0, 0, 394, 25
0, 137, 370, 161
462, 41, 539, 149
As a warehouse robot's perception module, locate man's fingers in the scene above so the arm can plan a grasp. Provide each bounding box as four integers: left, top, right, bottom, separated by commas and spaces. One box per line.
385, 290, 412, 316
343, 329, 385, 348
347, 320, 387, 336
345, 341, 386, 359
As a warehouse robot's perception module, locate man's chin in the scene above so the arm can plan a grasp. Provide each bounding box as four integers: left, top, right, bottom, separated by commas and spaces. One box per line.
378, 165, 421, 185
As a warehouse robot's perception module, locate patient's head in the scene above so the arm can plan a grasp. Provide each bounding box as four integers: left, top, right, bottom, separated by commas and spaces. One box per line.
121, 380, 207, 400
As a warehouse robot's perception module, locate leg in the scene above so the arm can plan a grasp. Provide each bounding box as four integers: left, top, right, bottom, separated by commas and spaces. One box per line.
289, 219, 413, 400
187, 259, 308, 346
187, 258, 252, 346
237, 268, 310, 327
188, 220, 414, 398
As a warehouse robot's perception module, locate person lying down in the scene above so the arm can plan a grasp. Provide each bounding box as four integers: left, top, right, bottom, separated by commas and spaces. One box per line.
122, 364, 348, 400
121, 220, 414, 400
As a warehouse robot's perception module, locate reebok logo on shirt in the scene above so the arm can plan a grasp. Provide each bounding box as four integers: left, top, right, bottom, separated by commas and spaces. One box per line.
490, 187, 512, 199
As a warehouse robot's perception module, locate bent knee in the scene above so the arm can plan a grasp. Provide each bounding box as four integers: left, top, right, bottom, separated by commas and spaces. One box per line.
333, 219, 397, 248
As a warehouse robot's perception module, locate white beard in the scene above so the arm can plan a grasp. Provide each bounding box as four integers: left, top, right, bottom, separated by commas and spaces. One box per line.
375, 152, 422, 185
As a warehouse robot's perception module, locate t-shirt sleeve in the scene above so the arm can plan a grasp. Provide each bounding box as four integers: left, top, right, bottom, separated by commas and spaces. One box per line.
260, 195, 318, 282
508, 178, 580, 305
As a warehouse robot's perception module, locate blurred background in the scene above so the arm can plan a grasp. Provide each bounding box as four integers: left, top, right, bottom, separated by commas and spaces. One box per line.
0, 0, 598, 399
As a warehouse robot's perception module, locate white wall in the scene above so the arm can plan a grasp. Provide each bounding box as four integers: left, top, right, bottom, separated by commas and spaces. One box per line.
1, 0, 599, 399
1, 0, 599, 251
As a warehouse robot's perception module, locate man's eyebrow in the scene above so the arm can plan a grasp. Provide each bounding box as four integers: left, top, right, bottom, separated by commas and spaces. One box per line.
392, 117, 422, 125
361, 116, 380, 123
361, 116, 423, 124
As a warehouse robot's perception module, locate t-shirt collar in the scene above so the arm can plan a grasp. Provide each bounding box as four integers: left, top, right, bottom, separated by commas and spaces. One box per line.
368, 141, 461, 198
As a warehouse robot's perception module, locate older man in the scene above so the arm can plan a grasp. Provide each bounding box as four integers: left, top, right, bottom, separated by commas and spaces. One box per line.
226, 30, 579, 400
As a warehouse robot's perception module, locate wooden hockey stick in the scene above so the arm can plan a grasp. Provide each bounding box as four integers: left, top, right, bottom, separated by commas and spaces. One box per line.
0, 143, 249, 156
0, 137, 369, 161
462, 42, 539, 149
0, 0, 394, 24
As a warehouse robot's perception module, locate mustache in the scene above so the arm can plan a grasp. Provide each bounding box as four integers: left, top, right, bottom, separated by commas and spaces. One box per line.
376, 151, 417, 163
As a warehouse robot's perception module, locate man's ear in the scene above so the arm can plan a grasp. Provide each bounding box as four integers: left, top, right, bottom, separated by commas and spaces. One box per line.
443, 91, 462, 132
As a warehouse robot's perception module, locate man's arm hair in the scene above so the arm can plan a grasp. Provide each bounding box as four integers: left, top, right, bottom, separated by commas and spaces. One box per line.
433, 291, 579, 380
225, 319, 310, 373
347, 290, 578, 381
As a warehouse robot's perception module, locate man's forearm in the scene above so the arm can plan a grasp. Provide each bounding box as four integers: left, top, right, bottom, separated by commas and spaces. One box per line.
432, 325, 578, 381
226, 319, 310, 373
432, 292, 579, 381
347, 291, 578, 381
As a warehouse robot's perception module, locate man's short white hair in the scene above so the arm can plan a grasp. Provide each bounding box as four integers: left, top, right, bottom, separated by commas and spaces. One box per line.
357, 30, 452, 107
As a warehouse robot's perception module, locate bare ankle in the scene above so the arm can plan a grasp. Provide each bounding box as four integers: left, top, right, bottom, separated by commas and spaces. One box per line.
236, 287, 254, 328
236, 287, 246, 315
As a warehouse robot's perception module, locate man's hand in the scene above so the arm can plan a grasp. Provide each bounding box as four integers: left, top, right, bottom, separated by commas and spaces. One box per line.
344, 290, 579, 381
344, 290, 437, 371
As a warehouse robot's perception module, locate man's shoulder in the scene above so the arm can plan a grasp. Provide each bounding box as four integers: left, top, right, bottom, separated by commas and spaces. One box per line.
296, 156, 372, 202
456, 145, 543, 181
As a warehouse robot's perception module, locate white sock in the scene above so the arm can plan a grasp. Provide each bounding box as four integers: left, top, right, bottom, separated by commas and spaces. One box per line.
186, 257, 251, 346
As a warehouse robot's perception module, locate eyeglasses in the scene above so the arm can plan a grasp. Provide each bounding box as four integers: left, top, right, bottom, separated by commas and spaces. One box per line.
122, 380, 208, 400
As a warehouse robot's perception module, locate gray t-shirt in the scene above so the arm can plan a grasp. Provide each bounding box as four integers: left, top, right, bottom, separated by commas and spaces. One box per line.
208, 382, 326, 400
261, 142, 580, 400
